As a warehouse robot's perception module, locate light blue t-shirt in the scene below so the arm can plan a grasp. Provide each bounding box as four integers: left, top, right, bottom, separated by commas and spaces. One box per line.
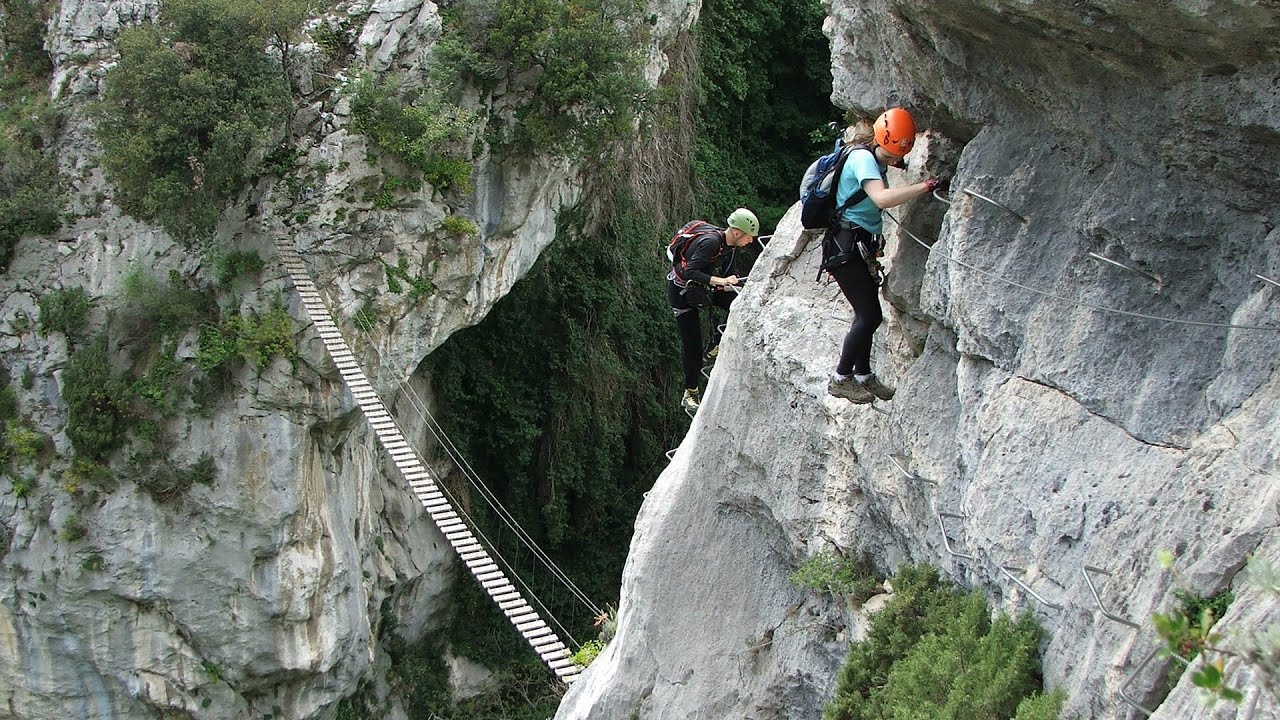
836, 147, 886, 233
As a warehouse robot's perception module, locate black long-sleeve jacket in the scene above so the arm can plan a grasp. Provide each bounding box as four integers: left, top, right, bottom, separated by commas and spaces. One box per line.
672, 229, 729, 286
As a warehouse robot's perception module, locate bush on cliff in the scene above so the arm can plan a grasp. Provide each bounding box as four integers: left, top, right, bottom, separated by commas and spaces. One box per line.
825, 565, 1062, 720
97, 0, 292, 242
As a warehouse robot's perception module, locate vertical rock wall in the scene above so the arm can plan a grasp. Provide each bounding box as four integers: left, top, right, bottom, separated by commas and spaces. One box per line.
0, 0, 697, 716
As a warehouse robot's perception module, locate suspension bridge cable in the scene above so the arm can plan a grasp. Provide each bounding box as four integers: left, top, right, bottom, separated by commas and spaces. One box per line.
392, 382, 607, 617
884, 209, 1280, 332
304, 280, 605, 630
400, 437, 583, 647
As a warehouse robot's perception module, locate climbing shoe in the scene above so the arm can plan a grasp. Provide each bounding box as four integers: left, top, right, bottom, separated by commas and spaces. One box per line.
828, 375, 873, 404
857, 373, 896, 401
681, 388, 701, 412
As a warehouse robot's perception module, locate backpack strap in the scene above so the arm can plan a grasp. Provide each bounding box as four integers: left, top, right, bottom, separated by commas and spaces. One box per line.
830, 145, 875, 220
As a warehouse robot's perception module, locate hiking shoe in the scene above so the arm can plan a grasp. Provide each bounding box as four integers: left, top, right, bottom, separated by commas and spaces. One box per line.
857, 373, 895, 401
681, 388, 701, 412
703, 345, 720, 363
828, 375, 874, 404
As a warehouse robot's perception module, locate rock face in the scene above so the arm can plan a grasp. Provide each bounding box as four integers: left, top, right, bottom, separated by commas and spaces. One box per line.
556, 2, 1280, 719
0, 0, 695, 717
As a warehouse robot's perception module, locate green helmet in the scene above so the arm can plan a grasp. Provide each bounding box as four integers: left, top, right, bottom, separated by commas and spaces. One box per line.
726, 208, 759, 237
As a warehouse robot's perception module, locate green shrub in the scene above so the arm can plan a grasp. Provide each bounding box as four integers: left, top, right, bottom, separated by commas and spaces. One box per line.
61, 338, 136, 461
351, 302, 377, 332
1013, 689, 1065, 720
3, 420, 47, 462
136, 452, 215, 500
121, 267, 216, 342
131, 341, 185, 414
61, 514, 86, 542
384, 256, 434, 301
436, 0, 651, 159
64, 457, 115, 493
0, 0, 62, 273
441, 214, 478, 237
348, 75, 479, 191
824, 565, 1055, 720
38, 287, 93, 338
790, 550, 883, 605
196, 303, 298, 371
96, 0, 292, 241
570, 640, 606, 667
215, 249, 265, 286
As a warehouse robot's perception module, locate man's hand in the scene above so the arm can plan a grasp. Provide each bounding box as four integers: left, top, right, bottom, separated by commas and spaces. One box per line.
924, 177, 949, 192
715, 275, 739, 288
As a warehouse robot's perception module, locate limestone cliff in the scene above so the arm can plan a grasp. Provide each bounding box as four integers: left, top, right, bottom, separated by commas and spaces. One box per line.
0, 0, 694, 717
556, 1, 1280, 718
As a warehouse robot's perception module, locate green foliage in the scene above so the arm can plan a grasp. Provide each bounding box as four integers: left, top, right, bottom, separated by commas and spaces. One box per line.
692, 0, 837, 231
384, 257, 435, 302
62, 338, 137, 461
135, 452, 216, 501
121, 267, 217, 343
215, 249, 265, 286
790, 550, 883, 605
349, 75, 478, 191
0, 0, 63, 273
570, 640, 606, 668
351, 302, 377, 332
38, 286, 93, 338
61, 514, 87, 542
197, 303, 298, 371
436, 0, 651, 159
3, 420, 47, 463
441, 214, 478, 237
1013, 689, 1065, 720
64, 457, 115, 493
1153, 587, 1239, 702
824, 565, 1055, 720
96, 0, 292, 241
81, 553, 106, 572
131, 341, 185, 414
423, 200, 686, 657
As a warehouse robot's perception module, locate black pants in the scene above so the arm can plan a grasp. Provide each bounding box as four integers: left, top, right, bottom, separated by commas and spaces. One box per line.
668, 279, 736, 390
828, 227, 883, 376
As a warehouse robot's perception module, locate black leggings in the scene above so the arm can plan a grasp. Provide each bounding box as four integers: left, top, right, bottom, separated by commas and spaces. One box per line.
829, 227, 883, 376
669, 280, 736, 390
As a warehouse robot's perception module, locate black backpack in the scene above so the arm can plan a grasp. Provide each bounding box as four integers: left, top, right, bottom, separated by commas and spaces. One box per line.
798, 142, 873, 230
666, 220, 724, 282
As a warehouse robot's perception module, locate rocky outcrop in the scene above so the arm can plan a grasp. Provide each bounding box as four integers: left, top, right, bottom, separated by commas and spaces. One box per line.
556, 2, 1280, 718
0, 0, 697, 716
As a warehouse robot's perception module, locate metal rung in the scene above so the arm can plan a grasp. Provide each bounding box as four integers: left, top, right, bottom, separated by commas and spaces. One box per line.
1257, 273, 1280, 288
960, 188, 1028, 223
536, 642, 568, 657
549, 658, 577, 670
1087, 252, 1162, 287
481, 578, 512, 591
1082, 564, 1140, 629
474, 569, 503, 582
523, 627, 553, 641
934, 505, 975, 560
507, 610, 539, 624
496, 595, 524, 608
991, 557, 1063, 610
516, 619, 546, 634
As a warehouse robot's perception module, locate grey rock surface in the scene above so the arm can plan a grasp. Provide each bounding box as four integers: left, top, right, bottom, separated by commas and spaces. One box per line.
0, 0, 695, 716
557, 2, 1280, 718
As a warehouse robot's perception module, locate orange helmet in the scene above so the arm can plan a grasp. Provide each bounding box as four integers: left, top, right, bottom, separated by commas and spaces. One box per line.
873, 108, 917, 158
